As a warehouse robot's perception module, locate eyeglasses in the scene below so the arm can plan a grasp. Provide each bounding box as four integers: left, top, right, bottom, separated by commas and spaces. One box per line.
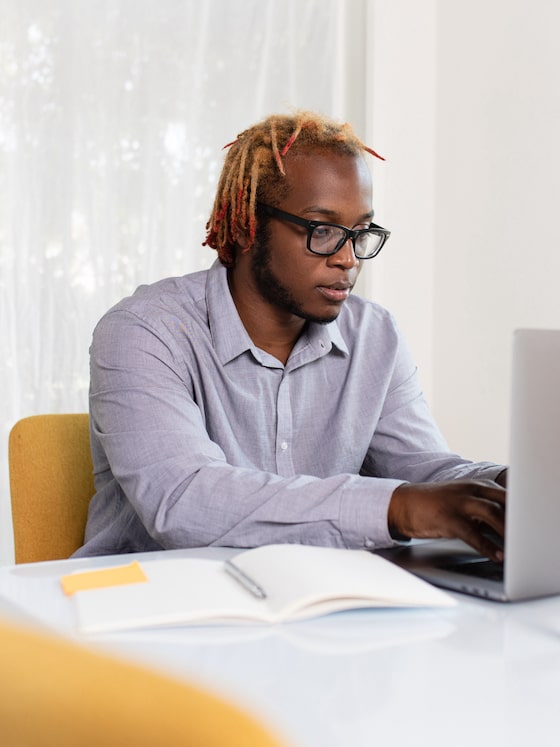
257, 202, 390, 260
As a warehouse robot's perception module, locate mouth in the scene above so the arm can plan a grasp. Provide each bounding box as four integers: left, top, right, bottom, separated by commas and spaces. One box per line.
316, 282, 353, 303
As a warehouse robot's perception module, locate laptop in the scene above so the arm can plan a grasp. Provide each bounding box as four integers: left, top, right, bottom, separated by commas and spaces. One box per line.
379, 328, 560, 602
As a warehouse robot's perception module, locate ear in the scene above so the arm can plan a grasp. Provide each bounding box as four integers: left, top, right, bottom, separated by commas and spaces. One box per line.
235, 227, 252, 254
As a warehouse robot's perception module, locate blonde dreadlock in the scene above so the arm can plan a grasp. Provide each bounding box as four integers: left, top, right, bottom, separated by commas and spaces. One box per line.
203, 110, 384, 267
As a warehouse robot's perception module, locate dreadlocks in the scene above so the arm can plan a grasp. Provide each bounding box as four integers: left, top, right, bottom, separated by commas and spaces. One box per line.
203, 110, 384, 268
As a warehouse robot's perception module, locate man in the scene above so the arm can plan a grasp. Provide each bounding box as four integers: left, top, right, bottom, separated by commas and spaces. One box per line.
74, 111, 506, 560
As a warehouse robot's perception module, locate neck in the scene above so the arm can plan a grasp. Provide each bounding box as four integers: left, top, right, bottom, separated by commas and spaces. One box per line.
227, 269, 305, 365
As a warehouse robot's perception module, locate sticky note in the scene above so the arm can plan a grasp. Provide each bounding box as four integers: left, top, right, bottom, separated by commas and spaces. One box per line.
61, 561, 148, 596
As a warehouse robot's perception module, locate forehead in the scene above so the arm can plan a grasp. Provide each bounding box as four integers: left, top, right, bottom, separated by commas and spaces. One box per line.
281, 148, 373, 212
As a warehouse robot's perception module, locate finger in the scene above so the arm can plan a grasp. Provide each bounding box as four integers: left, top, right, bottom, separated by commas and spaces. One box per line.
464, 497, 506, 538
452, 516, 504, 562
470, 481, 507, 506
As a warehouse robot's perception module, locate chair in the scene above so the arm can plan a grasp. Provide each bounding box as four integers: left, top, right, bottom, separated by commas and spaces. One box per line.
0, 618, 287, 747
8, 413, 94, 563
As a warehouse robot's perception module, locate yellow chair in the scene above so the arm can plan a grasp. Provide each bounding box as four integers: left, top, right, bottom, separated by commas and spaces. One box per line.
0, 618, 287, 747
8, 413, 94, 564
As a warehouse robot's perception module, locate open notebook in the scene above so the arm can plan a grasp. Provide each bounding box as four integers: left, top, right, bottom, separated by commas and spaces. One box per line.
62, 544, 454, 634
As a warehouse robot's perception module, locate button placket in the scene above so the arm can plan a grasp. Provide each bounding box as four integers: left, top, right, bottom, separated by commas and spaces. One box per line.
275, 373, 294, 475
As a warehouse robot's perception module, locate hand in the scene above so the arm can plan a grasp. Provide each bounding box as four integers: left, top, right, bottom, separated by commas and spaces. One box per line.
388, 480, 506, 562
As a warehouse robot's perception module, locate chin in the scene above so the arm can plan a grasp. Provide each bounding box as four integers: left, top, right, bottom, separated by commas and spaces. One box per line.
299, 308, 341, 325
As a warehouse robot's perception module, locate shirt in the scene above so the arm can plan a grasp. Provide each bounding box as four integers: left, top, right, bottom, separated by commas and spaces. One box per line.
74, 260, 505, 557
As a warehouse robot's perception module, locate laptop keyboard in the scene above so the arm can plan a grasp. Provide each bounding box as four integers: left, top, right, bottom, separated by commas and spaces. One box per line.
445, 558, 504, 583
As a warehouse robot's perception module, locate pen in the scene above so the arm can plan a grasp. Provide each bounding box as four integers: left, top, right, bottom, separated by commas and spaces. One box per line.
224, 559, 267, 599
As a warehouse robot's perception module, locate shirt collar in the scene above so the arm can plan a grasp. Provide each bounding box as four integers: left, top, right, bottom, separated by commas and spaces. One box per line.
207, 261, 254, 364
206, 260, 349, 365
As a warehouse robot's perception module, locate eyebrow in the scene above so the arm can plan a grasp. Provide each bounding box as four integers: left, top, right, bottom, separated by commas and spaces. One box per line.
300, 206, 375, 222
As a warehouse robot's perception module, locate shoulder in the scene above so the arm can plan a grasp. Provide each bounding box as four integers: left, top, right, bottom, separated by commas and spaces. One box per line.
331, 295, 421, 397
90, 270, 213, 367
97, 269, 209, 331
332, 293, 418, 379
337, 293, 401, 347
116, 269, 208, 316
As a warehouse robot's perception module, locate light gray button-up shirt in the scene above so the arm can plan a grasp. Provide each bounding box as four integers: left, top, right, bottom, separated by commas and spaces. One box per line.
75, 261, 504, 557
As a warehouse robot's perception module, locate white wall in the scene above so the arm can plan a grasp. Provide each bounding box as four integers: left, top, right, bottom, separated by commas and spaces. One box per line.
365, 0, 437, 405
434, 0, 560, 463
367, 0, 560, 464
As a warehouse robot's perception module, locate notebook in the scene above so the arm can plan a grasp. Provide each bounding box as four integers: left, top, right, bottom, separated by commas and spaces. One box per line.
63, 544, 455, 635
379, 328, 560, 602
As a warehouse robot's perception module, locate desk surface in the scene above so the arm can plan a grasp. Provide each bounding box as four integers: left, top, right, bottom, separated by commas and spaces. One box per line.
2, 547, 560, 747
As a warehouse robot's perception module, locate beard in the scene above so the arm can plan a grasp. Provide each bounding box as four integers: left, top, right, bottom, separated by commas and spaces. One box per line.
249, 225, 340, 325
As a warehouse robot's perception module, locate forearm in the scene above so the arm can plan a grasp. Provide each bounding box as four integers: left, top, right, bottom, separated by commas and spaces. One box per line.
101, 440, 403, 551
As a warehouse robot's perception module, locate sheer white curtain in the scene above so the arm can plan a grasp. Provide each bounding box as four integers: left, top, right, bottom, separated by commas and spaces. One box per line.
0, 0, 368, 563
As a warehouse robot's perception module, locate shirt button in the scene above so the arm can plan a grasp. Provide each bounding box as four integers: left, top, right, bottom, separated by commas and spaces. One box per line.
364, 538, 375, 549
280, 441, 289, 451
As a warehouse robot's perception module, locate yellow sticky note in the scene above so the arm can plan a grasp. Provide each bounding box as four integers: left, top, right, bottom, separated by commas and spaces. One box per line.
61, 561, 148, 596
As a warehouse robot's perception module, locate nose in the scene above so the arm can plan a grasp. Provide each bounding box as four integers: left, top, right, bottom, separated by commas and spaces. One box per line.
326, 237, 360, 269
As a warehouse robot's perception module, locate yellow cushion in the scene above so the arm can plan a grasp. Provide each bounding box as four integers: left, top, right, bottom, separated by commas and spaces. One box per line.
0, 619, 286, 747
9, 414, 94, 563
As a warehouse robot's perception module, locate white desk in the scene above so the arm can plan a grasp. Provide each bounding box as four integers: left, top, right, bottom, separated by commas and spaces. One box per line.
2, 548, 560, 747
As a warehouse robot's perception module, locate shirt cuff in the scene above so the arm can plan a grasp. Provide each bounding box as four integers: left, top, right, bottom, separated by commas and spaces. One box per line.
471, 464, 508, 483
338, 477, 406, 551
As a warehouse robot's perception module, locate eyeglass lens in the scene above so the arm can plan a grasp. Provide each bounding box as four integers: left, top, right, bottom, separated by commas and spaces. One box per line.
310, 225, 383, 259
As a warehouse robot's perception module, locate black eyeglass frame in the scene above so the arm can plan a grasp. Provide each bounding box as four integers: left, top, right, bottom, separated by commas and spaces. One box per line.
257, 202, 390, 259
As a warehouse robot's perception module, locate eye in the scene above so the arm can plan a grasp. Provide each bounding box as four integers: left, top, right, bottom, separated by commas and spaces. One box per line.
313, 224, 338, 240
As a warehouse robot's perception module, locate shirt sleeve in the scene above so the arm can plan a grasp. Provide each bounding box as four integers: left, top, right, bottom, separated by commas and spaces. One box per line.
362, 327, 506, 485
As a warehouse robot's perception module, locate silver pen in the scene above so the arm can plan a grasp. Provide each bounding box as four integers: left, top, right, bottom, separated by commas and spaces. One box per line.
224, 559, 267, 599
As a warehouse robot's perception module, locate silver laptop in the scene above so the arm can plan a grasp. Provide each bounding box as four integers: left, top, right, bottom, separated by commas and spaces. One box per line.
379, 329, 560, 602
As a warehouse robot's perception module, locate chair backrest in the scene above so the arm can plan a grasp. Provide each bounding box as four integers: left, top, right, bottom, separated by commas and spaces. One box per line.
0, 618, 287, 747
8, 413, 94, 563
